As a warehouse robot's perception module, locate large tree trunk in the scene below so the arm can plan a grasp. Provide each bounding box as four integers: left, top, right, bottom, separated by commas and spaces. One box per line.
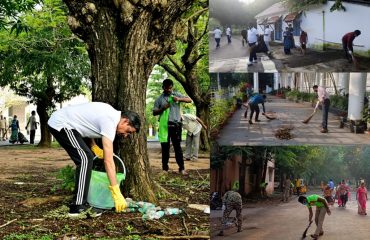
63, 0, 195, 202
196, 100, 210, 151
36, 76, 55, 148
239, 156, 246, 197
36, 103, 52, 148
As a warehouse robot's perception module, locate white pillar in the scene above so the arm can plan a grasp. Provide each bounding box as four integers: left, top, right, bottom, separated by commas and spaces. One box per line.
348, 73, 367, 121
274, 73, 279, 90
315, 72, 320, 85
254, 73, 259, 93
339, 72, 350, 95
288, 73, 293, 89
319, 73, 324, 86
300, 73, 305, 92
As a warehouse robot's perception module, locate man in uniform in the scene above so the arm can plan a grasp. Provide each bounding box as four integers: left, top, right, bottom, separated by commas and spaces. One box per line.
218, 190, 243, 236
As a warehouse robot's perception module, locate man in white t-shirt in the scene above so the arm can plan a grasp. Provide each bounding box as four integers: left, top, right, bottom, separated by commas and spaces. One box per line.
181, 113, 207, 161
264, 25, 272, 54
247, 24, 258, 65
226, 26, 232, 44
48, 102, 141, 217
214, 27, 222, 48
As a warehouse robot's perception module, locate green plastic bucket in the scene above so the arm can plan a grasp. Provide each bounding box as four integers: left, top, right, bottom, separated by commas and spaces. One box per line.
87, 154, 126, 209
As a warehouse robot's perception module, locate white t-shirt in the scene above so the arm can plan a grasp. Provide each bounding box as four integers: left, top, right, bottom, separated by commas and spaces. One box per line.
214, 29, 222, 39
48, 102, 121, 142
226, 27, 231, 36
182, 114, 202, 135
264, 28, 272, 42
247, 27, 258, 43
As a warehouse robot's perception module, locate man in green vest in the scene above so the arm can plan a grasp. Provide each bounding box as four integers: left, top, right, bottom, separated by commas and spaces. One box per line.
153, 79, 192, 175
298, 195, 331, 239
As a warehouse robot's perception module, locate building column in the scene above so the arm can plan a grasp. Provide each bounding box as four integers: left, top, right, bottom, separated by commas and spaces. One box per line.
254, 72, 259, 93
348, 73, 367, 133
274, 73, 279, 90
319, 73, 325, 86
300, 73, 305, 92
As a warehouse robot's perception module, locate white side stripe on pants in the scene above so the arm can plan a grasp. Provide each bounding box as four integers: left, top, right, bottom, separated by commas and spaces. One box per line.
65, 128, 88, 205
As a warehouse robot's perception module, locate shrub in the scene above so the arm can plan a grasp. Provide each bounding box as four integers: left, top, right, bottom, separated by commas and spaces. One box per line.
329, 95, 348, 111
52, 165, 75, 193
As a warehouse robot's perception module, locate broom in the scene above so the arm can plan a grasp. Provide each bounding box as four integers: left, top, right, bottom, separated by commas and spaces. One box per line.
262, 112, 276, 120
301, 221, 313, 239
302, 111, 316, 124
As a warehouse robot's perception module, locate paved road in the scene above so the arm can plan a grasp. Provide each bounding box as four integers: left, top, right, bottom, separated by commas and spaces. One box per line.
211, 190, 369, 240
209, 36, 281, 73
217, 95, 370, 146
209, 36, 370, 73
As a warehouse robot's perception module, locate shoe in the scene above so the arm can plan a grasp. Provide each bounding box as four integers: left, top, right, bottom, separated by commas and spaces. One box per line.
255, 119, 261, 122
68, 205, 103, 218
180, 170, 189, 176
247, 62, 253, 66
320, 128, 328, 133
218, 231, 224, 236
249, 120, 253, 124
191, 158, 198, 162
253, 60, 257, 63
185, 158, 191, 161
237, 228, 242, 232
310, 234, 319, 239
319, 231, 324, 236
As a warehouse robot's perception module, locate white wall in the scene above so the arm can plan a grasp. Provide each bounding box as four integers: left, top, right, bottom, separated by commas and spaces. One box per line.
301, 1, 370, 52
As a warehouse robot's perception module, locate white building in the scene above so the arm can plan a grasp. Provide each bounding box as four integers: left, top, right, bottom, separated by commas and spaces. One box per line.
255, 1, 370, 55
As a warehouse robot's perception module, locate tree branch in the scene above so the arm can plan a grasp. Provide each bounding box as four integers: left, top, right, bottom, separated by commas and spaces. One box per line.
166, 55, 184, 74
159, 61, 186, 85
183, 7, 208, 22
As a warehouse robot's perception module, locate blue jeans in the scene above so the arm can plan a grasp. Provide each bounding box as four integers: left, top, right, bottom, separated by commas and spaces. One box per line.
322, 99, 330, 129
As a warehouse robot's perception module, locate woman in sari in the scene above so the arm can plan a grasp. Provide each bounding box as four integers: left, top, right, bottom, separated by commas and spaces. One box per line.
9, 115, 19, 144
357, 182, 368, 215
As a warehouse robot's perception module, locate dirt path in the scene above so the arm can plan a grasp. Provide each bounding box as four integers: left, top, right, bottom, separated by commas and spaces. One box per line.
0, 145, 210, 239
211, 190, 369, 240
0, 146, 209, 181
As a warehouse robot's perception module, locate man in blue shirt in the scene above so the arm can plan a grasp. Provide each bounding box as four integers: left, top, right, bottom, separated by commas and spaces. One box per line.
248, 94, 266, 124
328, 179, 334, 190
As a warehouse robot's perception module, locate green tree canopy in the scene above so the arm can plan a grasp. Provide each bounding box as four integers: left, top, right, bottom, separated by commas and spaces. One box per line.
0, 0, 90, 147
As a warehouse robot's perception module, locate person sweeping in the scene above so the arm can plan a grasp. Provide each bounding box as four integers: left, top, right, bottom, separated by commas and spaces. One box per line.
298, 195, 331, 239
218, 190, 243, 236
247, 94, 266, 124
313, 85, 330, 133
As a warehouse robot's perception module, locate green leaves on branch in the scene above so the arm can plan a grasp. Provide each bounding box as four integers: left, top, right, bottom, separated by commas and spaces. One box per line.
0, 0, 42, 31
0, 0, 90, 109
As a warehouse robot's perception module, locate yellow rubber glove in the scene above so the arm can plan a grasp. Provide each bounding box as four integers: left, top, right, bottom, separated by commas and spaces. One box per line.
91, 145, 104, 159
109, 184, 127, 213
